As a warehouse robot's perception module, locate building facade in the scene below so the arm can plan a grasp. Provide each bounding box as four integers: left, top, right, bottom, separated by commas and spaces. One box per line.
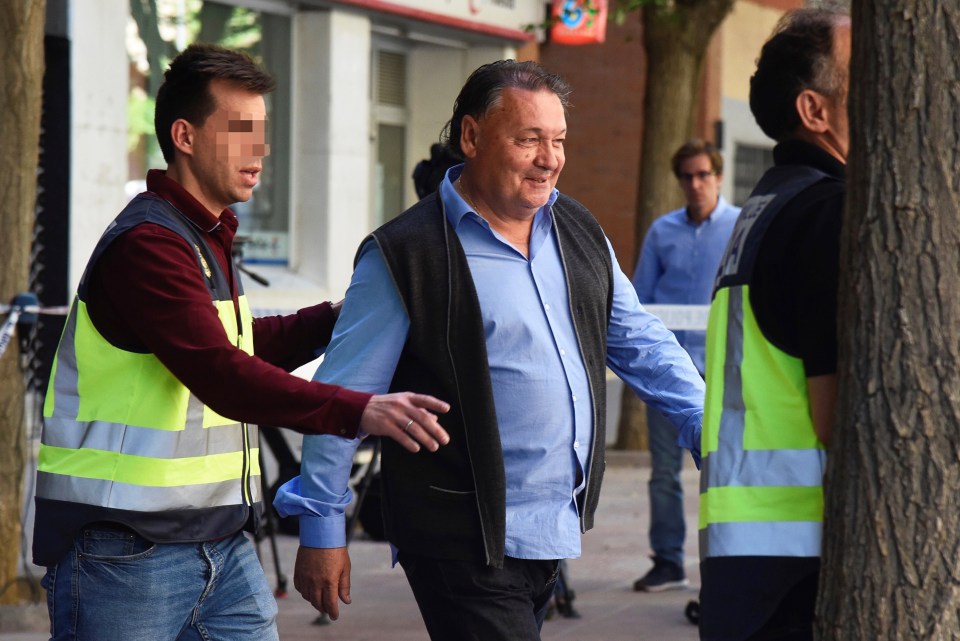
39, 0, 801, 364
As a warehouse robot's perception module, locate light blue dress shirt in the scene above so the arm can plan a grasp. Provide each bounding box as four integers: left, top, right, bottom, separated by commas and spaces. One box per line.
631, 197, 740, 374
275, 165, 705, 560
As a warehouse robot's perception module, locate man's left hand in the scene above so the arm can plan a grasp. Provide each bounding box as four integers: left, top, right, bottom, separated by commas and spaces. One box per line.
294, 546, 352, 620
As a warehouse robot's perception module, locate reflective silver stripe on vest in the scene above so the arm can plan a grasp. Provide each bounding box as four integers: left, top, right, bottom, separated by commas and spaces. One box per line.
701, 287, 746, 496
36, 470, 262, 511
700, 521, 822, 558
187, 393, 206, 431
50, 303, 82, 419
701, 286, 824, 558
701, 448, 826, 488
41, 416, 249, 459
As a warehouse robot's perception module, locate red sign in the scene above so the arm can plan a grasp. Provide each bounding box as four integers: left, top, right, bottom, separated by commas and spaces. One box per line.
550, 0, 608, 45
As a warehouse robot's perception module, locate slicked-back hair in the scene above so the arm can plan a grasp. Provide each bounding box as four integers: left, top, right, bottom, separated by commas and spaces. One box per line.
441, 60, 572, 158
749, 8, 849, 142
671, 139, 723, 177
155, 43, 276, 163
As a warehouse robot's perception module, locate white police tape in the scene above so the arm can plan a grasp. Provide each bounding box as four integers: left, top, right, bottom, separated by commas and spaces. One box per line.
0, 307, 22, 360
644, 304, 710, 331
0, 303, 71, 317
0, 303, 71, 360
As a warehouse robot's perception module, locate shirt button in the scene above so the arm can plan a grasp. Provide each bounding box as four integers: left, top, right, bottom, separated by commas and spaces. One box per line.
560, 348, 566, 356
340, 428, 347, 434
574, 440, 580, 449
545, 303, 551, 311
572, 395, 577, 402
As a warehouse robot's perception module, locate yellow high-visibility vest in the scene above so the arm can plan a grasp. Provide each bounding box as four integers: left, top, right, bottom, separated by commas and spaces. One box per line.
700, 166, 830, 560
38, 195, 260, 539
700, 285, 825, 559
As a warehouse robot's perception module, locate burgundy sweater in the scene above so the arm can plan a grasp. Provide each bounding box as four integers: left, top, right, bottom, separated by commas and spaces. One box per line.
85, 169, 370, 437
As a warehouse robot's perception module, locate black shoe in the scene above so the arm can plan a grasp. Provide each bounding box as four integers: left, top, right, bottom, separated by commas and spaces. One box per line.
633, 557, 688, 592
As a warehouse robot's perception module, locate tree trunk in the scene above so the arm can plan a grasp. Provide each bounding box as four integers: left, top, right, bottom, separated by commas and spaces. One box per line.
130, 0, 176, 95
816, 2, 960, 638
615, 0, 735, 449
197, 2, 234, 45
0, 0, 45, 605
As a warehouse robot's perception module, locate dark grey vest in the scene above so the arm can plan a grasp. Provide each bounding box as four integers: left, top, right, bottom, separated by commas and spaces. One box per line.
363, 192, 612, 567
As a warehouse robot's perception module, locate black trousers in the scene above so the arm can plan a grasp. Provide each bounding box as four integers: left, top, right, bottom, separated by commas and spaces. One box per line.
745, 574, 818, 641
398, 551, 560, 641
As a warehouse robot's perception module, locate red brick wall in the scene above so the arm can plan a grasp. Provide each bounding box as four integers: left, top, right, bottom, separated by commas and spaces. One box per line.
539, 13, 646, 274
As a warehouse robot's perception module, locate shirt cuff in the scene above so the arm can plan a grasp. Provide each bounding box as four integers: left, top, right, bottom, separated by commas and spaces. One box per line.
299, 513, 348, 549
677, 411, 703, 469
273, 475, 350, 548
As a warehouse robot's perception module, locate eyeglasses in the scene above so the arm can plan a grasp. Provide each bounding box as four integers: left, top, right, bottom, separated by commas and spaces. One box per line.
677, 171, 716, 183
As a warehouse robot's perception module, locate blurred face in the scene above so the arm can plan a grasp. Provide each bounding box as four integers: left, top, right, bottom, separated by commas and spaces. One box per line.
460, 87, 566, 221
676, 153, 721, 221
171, 79, 269, 215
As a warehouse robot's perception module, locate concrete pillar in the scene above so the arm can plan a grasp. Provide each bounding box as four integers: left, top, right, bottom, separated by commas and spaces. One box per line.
69, 0, 129, 289
291, 9, 372, 295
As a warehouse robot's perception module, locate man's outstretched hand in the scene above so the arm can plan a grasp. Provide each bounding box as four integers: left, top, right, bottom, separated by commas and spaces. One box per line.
360, 392, 450, 453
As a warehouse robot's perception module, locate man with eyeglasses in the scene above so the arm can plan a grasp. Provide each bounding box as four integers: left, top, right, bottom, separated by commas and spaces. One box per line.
630, 139, 739, 593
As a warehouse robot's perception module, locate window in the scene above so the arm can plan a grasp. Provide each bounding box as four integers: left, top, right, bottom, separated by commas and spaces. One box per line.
372, 45, 409, 223
733, 143, 774, 206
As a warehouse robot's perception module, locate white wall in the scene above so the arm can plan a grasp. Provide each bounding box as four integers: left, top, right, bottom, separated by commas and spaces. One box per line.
291, 9, 372, 297
405, 45, 462, 205
69, 0, 129, 289
404, 44, 515, 208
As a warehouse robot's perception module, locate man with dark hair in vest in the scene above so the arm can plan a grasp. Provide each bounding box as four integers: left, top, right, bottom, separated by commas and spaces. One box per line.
699, 8, 850, 641
275, 60, 705, 641
36, 44, 449, 641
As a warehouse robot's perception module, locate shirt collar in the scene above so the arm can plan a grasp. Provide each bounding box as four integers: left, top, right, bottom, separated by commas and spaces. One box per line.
686, 194, 730, 226
144, 169, 236, 234
439, 163, 560, 230
773, 139, 846, 180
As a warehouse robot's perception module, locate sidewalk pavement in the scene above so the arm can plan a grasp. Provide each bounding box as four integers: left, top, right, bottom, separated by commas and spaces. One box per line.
0, 450, 702, 641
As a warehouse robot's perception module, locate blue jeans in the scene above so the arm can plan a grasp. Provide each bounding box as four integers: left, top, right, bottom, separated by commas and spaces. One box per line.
42, 526, 279, 641
647, 405, 686, 566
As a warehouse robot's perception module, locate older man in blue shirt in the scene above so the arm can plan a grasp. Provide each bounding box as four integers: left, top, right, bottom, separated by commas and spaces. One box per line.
276, 61, 705, 641
630, 139, 739, 593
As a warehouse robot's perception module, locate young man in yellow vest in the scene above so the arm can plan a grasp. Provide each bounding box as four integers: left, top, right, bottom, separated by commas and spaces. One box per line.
699, 8, 850, 640
35, 44, 449, 641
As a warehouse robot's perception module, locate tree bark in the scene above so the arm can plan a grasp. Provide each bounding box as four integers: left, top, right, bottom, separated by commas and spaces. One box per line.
817, 1, 960, 638
0, 0, 45, 605
615, 0, 735, 449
